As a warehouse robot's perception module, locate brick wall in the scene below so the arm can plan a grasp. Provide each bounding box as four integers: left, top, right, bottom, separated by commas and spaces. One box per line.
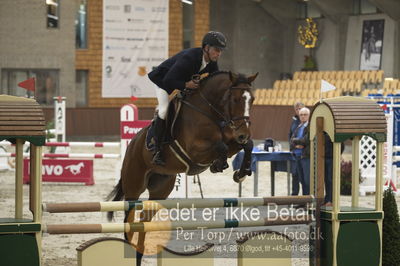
76, 0, 209, 108
194, 0, 210, 47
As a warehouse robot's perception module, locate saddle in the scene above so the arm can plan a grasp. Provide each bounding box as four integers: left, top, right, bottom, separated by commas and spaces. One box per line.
146, 88, 210, 175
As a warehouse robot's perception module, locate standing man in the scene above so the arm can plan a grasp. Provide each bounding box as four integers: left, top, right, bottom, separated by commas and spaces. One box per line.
290, 107, 310, 195
148, 31, 227, 165
288, 102, 305, 195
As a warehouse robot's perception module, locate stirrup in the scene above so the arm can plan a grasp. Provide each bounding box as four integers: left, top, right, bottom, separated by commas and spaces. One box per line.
152, 151, 165, 166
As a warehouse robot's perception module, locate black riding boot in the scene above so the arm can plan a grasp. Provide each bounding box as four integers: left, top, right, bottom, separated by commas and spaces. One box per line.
152, 116, 166, 166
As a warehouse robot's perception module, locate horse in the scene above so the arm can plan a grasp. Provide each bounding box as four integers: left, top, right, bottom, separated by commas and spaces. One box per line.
107, 71, 258, 265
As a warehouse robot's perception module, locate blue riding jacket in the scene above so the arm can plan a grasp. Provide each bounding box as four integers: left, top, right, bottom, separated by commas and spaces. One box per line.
148, 47, 219, 94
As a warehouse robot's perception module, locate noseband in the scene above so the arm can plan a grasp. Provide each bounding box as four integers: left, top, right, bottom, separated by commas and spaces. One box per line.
180, 78, 252, 133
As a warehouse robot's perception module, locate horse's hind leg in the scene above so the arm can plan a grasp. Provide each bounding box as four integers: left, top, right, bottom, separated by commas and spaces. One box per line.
136, 173, 176, 266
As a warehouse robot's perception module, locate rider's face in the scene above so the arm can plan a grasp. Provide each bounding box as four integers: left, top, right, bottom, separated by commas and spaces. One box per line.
204, 45, 223, 62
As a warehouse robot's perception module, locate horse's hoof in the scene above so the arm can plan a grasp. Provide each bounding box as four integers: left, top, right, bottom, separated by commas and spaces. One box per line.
210, 164, 217, 173
233, 170, 246, 183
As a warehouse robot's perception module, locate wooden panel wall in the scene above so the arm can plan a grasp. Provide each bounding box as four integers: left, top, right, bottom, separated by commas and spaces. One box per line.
43, 105, 301, 141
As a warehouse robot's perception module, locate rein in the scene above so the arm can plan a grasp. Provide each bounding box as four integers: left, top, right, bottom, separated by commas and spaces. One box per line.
180, 77, 252, 132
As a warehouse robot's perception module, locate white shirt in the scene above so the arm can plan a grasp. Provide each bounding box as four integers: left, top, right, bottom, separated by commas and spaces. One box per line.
199, 55, 208, 72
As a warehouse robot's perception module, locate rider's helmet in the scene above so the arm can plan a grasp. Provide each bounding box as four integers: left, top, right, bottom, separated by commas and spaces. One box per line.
202, 31, 227, 49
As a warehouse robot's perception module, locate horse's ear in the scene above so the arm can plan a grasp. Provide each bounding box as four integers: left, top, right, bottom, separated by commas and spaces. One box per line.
247, 72, 259, 84
229, 71, 239, 84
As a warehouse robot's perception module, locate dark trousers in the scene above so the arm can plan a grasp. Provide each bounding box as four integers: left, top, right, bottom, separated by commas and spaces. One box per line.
290, 160, 300, 196
296, 157, 310, 195
324, 158, 333, 203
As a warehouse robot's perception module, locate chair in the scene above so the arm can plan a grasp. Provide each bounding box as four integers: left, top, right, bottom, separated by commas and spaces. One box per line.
375, 70, 384, 84
347, 79, 355, 93
286, 80, 294, 90
310, 71, 318, 80
304, 71, 312, 80
354, 80, 363, 94
382, 79, 392, 92
273, 80, 281, 90
293, 71, 300, 80
327, 71, 335, 80
253, 89, 262, 105
336, 71, 344, 80
362, 71, 370, 84
299, 71, 306, 80
355, 71, 363, 80
341, 79, 349, 93
316, 71, 324, 80
342, 71, 351, 80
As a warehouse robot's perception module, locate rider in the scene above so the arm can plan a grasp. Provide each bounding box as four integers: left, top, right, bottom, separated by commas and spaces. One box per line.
148, 31, 227, 166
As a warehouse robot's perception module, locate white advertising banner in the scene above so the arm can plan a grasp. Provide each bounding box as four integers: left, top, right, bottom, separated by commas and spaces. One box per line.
102, 0, 169, 98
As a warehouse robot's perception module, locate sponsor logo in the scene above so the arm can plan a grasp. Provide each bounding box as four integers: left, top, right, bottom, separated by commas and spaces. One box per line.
123, 126, 142, 135
127, 28, 147, 32
124, 5, 131, 13
137, 66, 147, 76
107, 56, 115, 61
148, 46, 166, 50
105, 19, 122, 23
121, 56, 131, 63
105, 45, 126, 50
127, 18, 144, 23
106, 36, 125, 41
130, 84, 142, 96
65, 162, 85, 175
150, 19, 163, 23
120, 71, 129, 78
135, 6, 145, 12
127, 37, 144, 41
105, 5, 120, 10
137, 57, 150, 62
105, 65, 112, 78
105, 28, 125, 32
145, 37, 166, 41
151, 58, 165, 62
151, 7, 166, 12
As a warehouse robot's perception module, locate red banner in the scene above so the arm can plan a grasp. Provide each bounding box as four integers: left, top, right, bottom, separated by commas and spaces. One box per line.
23, 159, 94, 185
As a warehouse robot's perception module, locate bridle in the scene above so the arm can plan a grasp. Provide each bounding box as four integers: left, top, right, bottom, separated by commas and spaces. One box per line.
180, 75, 252, 133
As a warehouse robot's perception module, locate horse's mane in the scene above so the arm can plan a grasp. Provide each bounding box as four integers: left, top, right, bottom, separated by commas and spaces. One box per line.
199, 71, 249, 87
199, 71, 230, 86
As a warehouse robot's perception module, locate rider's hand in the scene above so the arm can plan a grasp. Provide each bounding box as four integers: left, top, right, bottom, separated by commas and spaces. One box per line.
185, 80, 199, 89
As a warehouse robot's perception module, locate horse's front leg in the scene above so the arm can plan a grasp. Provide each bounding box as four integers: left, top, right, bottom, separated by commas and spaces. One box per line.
233, 139, 254, 183
210, 141, 229, 173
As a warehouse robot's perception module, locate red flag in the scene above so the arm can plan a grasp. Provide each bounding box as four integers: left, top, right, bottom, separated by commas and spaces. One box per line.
130, 96, 138, 101
18, 77, 36, 92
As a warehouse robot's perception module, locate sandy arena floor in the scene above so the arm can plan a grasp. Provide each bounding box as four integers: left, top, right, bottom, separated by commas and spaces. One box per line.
1, 144, 399, 266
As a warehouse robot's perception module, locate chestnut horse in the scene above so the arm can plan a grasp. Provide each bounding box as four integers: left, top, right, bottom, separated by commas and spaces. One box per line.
107, 71, 257, 265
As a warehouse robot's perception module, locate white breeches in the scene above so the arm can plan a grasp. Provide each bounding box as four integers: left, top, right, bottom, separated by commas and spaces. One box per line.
155, 87, 169, 120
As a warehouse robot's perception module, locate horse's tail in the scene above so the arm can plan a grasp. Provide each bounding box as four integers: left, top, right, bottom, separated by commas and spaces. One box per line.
106, 178, 124, 221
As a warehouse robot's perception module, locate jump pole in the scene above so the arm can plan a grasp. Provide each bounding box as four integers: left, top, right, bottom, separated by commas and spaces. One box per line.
43, 214, 312, 234
43, 195, 314, 213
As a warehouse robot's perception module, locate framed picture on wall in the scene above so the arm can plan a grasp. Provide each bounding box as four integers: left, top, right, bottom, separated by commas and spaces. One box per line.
360, 19, 385, 70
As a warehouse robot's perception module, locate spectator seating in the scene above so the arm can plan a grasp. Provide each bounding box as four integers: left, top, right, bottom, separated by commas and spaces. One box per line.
254, 70, 387, 106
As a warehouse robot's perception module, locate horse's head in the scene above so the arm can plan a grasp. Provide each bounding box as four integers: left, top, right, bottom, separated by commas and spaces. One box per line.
221, 72, 258, 144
